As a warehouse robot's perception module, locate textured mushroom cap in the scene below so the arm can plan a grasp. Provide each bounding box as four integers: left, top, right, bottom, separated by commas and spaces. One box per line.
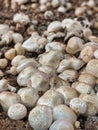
56, 86, 78, 105
53, 104, 77, 124
39, 50, 63, 68
13, 13, 30, 25
45, 42, 66, 52
70, 98, 87, 114
15, 0, 29, 4
0, 58, 8, 69
30, 71, 49, 92
47, 21, 63, 32
8, 103, 27, 120
49, 119, 74, 130
12, 33, 23, 44
11, 55, 26, 66
0, 24, 10, 36
22, 33, 41, 52
18, 87, 39, 107
28, 105, 53, 130
37, 89, 64, 108
0, 79, 8, 92
17, 66, 36, 86
86, 59, 98, 77
16, 58, 39, 73
0, 91, 21, 111
62, 18, 82, 33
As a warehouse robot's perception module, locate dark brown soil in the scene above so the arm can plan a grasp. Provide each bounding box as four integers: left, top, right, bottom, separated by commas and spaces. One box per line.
0, 0, 98, 130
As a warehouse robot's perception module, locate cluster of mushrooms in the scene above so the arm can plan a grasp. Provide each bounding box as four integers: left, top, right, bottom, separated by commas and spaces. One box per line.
0, 0, 98, 130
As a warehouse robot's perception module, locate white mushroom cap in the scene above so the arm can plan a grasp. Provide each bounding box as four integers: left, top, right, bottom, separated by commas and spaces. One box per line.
86, 59, 98, 77
39, 50, 63, 68
18, 87, 39, 107
17, 66, 36, 86
28, 105, 53, 130
13, 13, 30, 25
62, 18, 82, 33
11, 55, 26, 66
23, 32, 47, 53
37, 89, 64, 108
38, 65, 56, 77
0, 24, 10, 36
70, 98, 87, 114
16, 58, 39, 73
5, 49, 16, 60
59, 69, 78, 82
49, 119, 74, 130
94, 49, 98, 58
0, 79, 8, 92
57, 57, 85, 73
78, 73, 96, 86
66, 36, 84, 54
0, 58, 8, 69
56, 86, 78, 105
1, 31, 13, 44
12, 33, 23, 44
0, 91, 21, 111
29, 70, 49, 92
53, 104, 77, 124
72, 82, 93, 94
22, 33, 41, 52
45, 42, 66, 52
47, 21, 63, 32
8, 103, 27, 120
50, 76, 70, 90
15, 0, 29, 4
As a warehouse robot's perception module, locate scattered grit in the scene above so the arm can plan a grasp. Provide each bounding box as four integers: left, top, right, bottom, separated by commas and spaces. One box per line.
0, 0, 98, 130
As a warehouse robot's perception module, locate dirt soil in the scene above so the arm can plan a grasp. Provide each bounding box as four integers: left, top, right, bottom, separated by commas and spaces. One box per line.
0, 0, 98, 130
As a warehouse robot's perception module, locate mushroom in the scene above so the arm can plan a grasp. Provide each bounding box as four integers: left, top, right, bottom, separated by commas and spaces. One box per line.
66, 36, 84, 54
86, 59, 98, 77
59, 69, 78, 82
0, 91, 21, 111
50, 76, 70, 90
29, 70, 49, 92
72, 82, 93, 94
5, 48, 16, 60
80, 94, 98, 116
78, 73, 96, 86
11, 55, 26, 66
17, 66, 36, 86
23, 32, 47, 53
18, 87, 39, 107
38, 65, 56, 77
0, 58, 8, 69
49, 119, 74, 130
0, 78, 8, 92
39, 50, 63, 68
28, 105, 53, 130
37, 89, 64, 108
56, 86, 78, 105
62, 18, 82, 33
0, 24, 10, 36
45, 41, 66, 52
70, 97, 87, 114
57, 57, 85, 73
8, 103, 27, 120
53, 104, 77, 124
47, 21, 63, 32
14, 43, 25, 55
16, 58, 39, 73
13, 13, 30, 25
